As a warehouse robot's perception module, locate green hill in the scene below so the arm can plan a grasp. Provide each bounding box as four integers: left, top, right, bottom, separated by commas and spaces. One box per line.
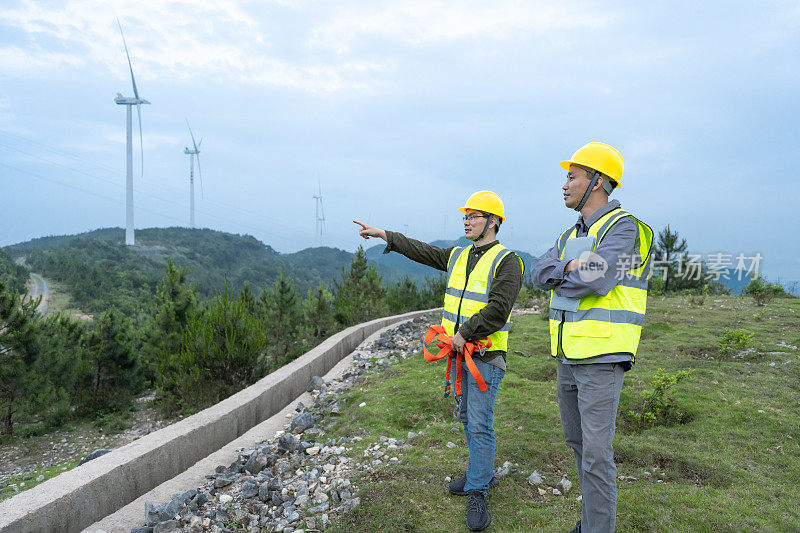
4, 227, 426, 316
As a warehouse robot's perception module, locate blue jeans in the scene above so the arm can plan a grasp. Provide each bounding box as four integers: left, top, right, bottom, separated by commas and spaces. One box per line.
459, 357, 505, 495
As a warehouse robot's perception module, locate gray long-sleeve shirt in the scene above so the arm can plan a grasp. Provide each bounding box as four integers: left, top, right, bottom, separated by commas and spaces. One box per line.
529, 200, 638, 367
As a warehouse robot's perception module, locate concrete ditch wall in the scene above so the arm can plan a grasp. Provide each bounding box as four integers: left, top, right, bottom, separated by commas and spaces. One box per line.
0, 308, 436, 533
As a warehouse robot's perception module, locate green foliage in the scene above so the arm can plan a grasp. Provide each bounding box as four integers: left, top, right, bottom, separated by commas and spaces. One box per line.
386, 276, 423, 314
259, 268, 305, 365
653, 225, 687, 293
0, 249, 29, 294
625, 368, 693, 429
334, 246, 388, 325
156, 283, 267, 415
82, 307, 144, 413
420, 274, 446, 309
718, 327, 755, 357
304, 282, 335, 342
0, 281, 44, 436
142, 259, 197, 381
744, 275, 786, 306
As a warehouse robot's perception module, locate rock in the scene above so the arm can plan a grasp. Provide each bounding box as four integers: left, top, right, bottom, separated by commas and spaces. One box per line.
495, 461, 512, 478
153, 521, 181, 533
296, 401, 307, 412
307, 376, 325, 392
131, 527, 153, 533
358, 402, 366, 407
306, 446, 320, 456
219, 494, 233, 504
242, 479, 260, 499
145, 501, 161, 526
214, 474, 235, 488
556, 477, 572, 494
79, 448, 112, 466
552, 488, 562, 496
277, 433, 300, 454
267, 475, 284, 491
291, 412, 315, 434
308, 502, 330, 514
445, 442, 457, 449
244, 452, 270, 474
36, 475, 44, 482
527, 471, 543, 485
537, 488, 547, 496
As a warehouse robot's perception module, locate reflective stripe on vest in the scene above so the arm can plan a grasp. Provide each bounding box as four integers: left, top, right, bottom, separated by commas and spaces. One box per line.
441, 243, 524, 352
549, 208, 654, 362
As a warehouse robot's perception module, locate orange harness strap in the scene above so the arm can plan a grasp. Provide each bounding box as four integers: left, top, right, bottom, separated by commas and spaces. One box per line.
422, 325, 491, 397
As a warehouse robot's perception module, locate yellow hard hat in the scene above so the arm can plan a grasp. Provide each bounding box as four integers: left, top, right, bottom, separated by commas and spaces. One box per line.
560, 142, 623, 188
459, 190, 505, 221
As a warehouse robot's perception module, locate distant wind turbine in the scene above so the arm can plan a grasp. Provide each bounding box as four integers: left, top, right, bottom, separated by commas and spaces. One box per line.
184, 120, 203, 228
114, 19, 149, 246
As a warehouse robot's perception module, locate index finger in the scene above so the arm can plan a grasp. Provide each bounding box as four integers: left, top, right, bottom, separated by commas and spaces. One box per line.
352, 220, 368, 229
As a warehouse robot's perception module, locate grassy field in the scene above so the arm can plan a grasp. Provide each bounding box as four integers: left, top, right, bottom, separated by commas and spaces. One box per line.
326, 295, 800, 532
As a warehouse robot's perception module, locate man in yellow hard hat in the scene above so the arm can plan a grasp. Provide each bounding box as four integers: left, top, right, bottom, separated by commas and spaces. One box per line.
354, 191, 523, 532
530, 143, 653, 533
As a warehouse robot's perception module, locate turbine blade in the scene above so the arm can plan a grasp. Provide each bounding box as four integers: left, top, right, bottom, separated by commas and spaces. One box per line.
196, 154, 204, 198
186, 118, 199, 152
137, 103, 144, 178
117, 19, 140, 100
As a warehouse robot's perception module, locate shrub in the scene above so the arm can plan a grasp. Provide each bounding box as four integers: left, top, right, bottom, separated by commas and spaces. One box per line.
744, 275, 785, 306
719, 327, 755, 357
625, 368, 693, 429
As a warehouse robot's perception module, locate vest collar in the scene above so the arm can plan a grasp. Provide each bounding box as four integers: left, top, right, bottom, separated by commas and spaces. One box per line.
576, 199, 621, 232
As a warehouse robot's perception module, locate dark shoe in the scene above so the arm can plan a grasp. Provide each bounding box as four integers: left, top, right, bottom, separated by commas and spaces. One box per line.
569, 519, 581, 533
466, 490, 491, 531
448, 474, 500, 495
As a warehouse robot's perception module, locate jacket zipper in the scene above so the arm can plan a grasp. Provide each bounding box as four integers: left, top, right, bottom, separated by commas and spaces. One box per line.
557, 310, 565, 356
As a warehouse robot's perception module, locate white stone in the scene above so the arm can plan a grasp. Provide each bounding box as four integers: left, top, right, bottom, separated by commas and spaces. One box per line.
359, 402, 366, 407
219, 494, 233, 503
306, 446, 320, 456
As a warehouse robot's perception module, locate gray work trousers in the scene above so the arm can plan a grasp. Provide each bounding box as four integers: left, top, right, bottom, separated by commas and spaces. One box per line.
557, 360, 625, 533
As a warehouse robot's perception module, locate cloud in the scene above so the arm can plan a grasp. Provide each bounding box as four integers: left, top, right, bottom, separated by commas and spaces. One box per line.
0, 0, 387, 92
309, 0, 610, 53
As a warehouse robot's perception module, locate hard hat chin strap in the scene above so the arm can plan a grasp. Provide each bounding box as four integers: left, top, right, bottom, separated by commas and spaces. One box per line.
574, 170, 599, 212
468, 215, 493, 242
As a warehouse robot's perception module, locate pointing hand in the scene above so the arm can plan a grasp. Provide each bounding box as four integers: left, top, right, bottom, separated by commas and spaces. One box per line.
353, 220, 387, 241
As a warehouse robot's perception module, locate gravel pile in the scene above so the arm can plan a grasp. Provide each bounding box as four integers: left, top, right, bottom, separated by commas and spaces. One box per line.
131, 314, 435, 533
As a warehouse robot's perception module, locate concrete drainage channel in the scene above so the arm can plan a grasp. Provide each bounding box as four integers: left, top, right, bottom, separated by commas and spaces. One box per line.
0, 308, 437, 533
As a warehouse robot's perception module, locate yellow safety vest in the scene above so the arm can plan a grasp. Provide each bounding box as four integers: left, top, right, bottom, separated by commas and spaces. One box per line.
549, 208, 654, 362
442, 243, 524, 352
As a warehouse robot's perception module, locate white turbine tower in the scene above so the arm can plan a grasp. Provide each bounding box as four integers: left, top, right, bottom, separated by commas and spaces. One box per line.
313, 181, 326, 247
114, 20, 149, 246
184, 120, 203, 228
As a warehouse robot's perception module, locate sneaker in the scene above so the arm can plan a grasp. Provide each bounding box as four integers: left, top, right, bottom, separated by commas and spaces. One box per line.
448, 474, 500, 495
569, 519, 581, 533
466, 490, 491, 531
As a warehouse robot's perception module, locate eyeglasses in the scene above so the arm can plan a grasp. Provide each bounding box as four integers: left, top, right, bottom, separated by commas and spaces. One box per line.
463, 214, 490, 222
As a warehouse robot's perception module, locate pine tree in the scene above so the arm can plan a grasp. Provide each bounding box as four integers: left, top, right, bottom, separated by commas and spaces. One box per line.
303, 282, 335, 342
144, 259, 197, 381
259, 268, 303, 365
654, 225, 687, 293
0, 281, 42, 436
83, 307, 142, 413
333, 246, 387, 325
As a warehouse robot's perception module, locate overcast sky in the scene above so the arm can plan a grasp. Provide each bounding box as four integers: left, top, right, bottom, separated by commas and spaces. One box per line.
1, 1, 798, 283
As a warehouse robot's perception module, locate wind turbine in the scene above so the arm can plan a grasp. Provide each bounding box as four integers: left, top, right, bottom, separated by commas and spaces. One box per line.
313, 181, 326, 247
184, 120, 203, 228
114, 19, 149, 246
